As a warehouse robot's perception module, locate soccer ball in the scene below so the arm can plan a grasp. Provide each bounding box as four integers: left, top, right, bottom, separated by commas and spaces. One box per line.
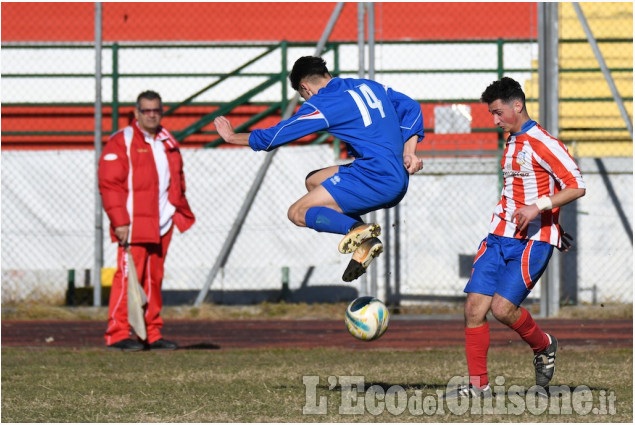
344, 296, 390, 341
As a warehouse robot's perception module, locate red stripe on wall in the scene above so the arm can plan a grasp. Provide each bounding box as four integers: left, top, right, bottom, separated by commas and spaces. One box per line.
2, 3, 537, 42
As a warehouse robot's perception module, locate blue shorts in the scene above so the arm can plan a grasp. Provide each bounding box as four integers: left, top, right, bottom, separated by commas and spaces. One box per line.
464, 234, 554, 306
321, 163, 408, 216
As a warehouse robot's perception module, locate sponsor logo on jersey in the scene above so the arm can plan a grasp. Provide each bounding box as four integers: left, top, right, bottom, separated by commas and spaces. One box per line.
503, 169, 530, 178
516, 151, 527, 166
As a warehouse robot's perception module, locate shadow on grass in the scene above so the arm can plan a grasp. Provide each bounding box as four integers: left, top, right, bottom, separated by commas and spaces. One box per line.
321, 382, 449, 391
178, 343, 221, 350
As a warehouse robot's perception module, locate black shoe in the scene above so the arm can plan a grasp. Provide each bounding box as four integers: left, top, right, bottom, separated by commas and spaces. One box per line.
342, 237, 383, 282
107, 338, 144, 352
534, 334, 558, 387
443, 383, 492, 400
148, 338, 178, 350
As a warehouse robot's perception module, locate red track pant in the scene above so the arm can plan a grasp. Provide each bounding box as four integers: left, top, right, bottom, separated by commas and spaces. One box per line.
105, 227, 173, 345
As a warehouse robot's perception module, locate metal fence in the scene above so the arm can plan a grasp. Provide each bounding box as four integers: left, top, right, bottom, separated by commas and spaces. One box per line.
1, 3, 632, 310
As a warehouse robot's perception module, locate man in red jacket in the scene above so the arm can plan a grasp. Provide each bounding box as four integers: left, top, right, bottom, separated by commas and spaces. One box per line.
98, 90, 195, 351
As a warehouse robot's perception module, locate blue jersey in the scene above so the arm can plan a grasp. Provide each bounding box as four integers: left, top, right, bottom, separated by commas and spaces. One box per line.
249, 77, 424, 177
249, 77, 424, 215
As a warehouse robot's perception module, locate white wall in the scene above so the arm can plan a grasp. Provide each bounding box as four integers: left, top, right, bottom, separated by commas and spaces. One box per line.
1, 148, 632, 304
1, 42, 537, 103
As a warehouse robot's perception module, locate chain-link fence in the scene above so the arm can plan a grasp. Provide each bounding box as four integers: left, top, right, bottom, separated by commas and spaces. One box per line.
2, 3, 632, 309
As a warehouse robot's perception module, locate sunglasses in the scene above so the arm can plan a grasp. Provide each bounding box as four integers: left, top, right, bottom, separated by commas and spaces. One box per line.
138, 108, 163, 115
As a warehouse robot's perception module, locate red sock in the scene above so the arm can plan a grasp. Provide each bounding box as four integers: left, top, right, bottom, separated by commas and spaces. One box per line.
510, 307, 550, 353
465, 322, 490, 388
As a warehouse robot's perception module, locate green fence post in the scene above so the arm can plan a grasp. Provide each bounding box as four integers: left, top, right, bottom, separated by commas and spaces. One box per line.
66, 269, 75, 306
281, 266, 291, 302
496, 38, 506, 189
333, 43, 340, 77
496, 38, 504, 80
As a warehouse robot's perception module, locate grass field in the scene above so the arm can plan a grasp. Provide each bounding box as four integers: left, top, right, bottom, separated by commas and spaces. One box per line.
2, 302, 632, 422
2, 345, 632, 422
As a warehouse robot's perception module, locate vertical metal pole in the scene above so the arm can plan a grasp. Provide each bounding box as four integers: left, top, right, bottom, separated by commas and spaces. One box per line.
366, 3, 379, 298
538, 2, 560, 317
383, 208, 391, 303
281, 40, 288, 115
357, 3, 365, 79
367, 3, 375, 81
356, 2, 369, 296
111, 43, 119, 132
93, 2, 103, 307
394, 204, 401, 308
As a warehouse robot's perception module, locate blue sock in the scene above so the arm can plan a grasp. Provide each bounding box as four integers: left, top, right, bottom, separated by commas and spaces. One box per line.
347, 214, 363, 223
305, 207, 359, 235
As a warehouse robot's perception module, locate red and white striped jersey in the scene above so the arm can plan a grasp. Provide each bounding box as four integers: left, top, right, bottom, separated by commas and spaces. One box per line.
489, 120, 586, 247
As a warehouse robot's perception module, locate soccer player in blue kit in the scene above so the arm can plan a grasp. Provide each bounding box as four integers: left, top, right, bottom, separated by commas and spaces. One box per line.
214, 56, 424, 282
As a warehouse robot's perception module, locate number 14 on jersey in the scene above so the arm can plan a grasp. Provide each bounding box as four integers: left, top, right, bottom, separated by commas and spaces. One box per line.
347, 83, 386, 127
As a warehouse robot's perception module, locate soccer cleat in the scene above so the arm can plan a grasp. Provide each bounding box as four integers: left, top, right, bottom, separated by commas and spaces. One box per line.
534, 334, 558, 387
342, 237, 383, 282
107, 338, 144, 352
338, 223, 381, 254
443, 383, 492, 400
148, 338, 178, 351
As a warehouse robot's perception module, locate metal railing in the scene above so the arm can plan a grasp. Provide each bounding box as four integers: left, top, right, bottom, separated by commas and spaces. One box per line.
3, 38, 631, 149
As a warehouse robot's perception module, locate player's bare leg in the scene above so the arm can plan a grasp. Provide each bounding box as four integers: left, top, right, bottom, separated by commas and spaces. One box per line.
287, 185, 342, 227
306, 164, 379, 246
464, 292, 492, 327
305, 166, 379, 253
305, 165, 339, 192
288, 184, 382, 282
490, 294, 522, 326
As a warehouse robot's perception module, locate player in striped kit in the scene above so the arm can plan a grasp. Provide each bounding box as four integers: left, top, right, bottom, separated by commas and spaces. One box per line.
214, 56, 424, 282
445, 77, 586, 399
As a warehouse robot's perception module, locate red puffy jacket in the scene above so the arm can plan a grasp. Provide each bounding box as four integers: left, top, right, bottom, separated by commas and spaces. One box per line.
98, 122, 195, 243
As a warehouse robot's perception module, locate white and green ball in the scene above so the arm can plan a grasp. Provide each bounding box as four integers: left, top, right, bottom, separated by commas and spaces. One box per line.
344, 296, 390, 341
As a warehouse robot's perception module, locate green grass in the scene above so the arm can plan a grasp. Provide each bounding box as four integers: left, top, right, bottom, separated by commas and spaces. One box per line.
2, 346, 631, 422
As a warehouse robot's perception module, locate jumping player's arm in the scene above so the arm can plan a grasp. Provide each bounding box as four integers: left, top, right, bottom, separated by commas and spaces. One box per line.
403, 135, 422, 174
385, 86, 425, 144
383, 87, 424, 174
248, 102, 328, 151
214, 116, 251, 146
214, 103, 328, 152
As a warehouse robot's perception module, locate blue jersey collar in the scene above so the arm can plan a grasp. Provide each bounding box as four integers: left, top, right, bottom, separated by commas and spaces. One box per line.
511, 120, 537, 136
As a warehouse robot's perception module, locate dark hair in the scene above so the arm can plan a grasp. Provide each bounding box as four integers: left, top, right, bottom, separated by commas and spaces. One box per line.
289, 56, 330, 91
480, 77, 525, 106
136, 90, 162, 109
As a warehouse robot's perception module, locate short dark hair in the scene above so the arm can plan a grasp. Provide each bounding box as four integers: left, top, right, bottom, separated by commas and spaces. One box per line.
480, 77, 525, 106
289, 56, 330, 91
136, 90, 162, 109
